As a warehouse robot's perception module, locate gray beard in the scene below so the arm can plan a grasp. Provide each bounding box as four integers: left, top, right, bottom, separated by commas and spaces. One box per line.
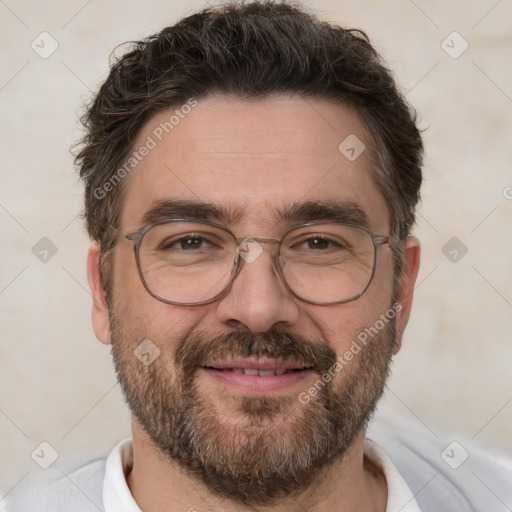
110, 315, 395, 506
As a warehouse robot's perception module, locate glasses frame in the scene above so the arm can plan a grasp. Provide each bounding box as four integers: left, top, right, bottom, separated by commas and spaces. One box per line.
125, 218, 391, 307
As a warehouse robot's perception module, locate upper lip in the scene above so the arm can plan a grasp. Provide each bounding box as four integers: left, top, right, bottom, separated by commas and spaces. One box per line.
203, 357, 313, 371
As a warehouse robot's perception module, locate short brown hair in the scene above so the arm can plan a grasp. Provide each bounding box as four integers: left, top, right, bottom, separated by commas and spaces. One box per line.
75, 0, 423, 301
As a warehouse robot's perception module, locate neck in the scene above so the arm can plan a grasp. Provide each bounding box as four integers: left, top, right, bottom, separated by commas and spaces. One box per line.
126, 421, 387, 512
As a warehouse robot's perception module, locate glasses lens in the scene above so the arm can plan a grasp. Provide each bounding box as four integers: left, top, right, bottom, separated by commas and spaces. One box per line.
280, 224, 376, 304
138, 221, 236, 304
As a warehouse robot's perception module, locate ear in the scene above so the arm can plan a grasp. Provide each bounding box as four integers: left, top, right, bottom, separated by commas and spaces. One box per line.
87, 242, 111, 345
392, 236, 421, 354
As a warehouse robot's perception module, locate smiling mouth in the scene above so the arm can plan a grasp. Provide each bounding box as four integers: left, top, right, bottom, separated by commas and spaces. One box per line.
202, 357, 314, 374
200, 358, 315, 393
203, 366, 312, 376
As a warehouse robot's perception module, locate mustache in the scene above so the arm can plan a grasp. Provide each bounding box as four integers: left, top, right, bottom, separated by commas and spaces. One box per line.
174, 328, 338, 376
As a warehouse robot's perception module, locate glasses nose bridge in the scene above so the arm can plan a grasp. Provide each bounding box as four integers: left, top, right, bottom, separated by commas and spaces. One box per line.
233, 236, 283, 277
235, 236, 281, 246
235, 236, 282, 258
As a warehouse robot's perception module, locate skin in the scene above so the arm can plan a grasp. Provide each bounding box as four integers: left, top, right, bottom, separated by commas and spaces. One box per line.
87, 95, 420, 512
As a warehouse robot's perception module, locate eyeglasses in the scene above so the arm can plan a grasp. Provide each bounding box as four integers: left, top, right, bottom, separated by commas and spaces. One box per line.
125, 219, 391, 306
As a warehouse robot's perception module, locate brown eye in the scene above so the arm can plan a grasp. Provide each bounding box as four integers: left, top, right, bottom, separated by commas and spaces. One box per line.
159, 234, 211, 251
306, 237, 331, 250
178, 237, 205, 250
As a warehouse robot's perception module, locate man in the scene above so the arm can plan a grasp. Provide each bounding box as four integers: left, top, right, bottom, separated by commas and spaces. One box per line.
6, 2, 511, 511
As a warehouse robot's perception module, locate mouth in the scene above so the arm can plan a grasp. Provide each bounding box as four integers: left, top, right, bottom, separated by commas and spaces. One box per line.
200, 358, 315, 394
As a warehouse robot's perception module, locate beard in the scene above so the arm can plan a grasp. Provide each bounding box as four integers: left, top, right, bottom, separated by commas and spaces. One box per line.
110, 308, 396, 506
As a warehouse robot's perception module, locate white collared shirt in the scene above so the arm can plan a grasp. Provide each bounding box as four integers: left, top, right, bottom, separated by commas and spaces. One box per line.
102, 438, 422, 512
6, 416, 511, 511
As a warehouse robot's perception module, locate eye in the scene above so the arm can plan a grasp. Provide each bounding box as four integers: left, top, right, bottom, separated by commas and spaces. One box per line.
304, 237, 333, 250
295, 235, 345, 251
160, 234, 212, 251
179, 236, 206, 250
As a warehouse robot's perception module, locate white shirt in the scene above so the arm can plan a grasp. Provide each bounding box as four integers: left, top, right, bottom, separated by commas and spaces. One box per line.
5, 415, 512, 510
102, 438, 422, 512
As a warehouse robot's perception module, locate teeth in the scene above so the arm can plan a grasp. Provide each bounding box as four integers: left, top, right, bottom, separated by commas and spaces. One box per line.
238, 368, 302, 376
210, 366, 311, 375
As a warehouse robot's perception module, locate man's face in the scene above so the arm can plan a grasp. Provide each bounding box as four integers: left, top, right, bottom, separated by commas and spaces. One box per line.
91, 95, 417, 504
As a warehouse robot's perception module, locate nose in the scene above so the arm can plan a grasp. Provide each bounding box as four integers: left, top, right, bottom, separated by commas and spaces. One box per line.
215, 240, 300, 333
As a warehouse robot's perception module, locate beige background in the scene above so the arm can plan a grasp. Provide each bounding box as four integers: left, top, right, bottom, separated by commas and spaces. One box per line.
1, 0, 511, 497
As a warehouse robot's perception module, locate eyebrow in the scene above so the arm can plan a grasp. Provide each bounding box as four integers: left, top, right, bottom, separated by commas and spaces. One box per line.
140, 198, 371, 230
278, 200, 371, 229
141, 199, 244, 226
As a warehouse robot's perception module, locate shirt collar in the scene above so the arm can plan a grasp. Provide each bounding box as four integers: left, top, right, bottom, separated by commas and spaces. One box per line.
103, 438, 142, 512
364, 439, 423, 512
102, 438, 422, 512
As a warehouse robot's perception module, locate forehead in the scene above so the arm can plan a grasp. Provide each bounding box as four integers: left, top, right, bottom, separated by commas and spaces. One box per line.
120, 95, 389, 234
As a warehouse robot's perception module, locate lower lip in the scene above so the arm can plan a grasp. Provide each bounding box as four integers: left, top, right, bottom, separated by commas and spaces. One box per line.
201, 368, 314, 394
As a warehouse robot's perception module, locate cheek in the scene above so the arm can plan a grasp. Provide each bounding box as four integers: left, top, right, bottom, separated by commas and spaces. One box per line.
110, 247, 163, 341
310, 278, 394, 356
372, 258, 394, 297
110, 249, 211, 356
112, 245, 142, 296
111, 245, 175, 322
